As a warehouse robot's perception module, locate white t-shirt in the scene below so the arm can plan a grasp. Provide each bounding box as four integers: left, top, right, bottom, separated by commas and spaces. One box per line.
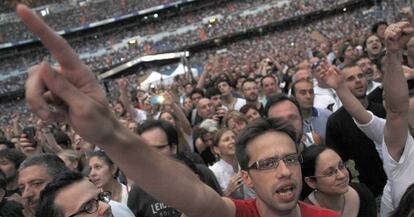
109, 200, 135, 217
313, 80, 341, 112
354, 112, 414, 217
223, 98, 246, 111
209, 159, 255, 199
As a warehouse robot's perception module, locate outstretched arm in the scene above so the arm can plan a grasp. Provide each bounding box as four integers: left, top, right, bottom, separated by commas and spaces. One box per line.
17, 5, 235, 217
383, 22, 413, 161
314, 63, 371, 124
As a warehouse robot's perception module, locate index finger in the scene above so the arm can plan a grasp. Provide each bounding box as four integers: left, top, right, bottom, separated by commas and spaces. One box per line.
16, 4, 83, 71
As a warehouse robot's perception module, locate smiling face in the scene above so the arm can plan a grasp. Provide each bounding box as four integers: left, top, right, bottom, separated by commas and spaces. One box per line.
306, 149, 349, 195
243, 131, 301, 216
213, 130, 236, 157
357, 57, 375, 80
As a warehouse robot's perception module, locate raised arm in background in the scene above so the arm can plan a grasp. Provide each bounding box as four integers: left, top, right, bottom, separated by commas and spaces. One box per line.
314, 64, 372, 125
161, 92, 192, 135
117, 78, 138, 121
17, 4, 235, 217
382, 22, 413, 161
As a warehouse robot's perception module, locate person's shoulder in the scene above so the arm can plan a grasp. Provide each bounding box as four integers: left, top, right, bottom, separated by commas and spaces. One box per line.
299, 201, 340, 217
232, 199, 259, 216
314, 107, 332, 117
327, 107, 347, 121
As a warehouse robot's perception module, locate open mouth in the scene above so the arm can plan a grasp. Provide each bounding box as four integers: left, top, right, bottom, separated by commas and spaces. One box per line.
274, 184, 296, 202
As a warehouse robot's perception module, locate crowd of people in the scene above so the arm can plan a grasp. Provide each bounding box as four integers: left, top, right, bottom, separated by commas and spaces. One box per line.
0, 0, 390, 96
1, 0, 414, 217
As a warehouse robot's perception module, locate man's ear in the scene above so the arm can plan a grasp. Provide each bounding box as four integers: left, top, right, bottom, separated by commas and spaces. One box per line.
304, 177, 317, 190
241, 170, 254, 189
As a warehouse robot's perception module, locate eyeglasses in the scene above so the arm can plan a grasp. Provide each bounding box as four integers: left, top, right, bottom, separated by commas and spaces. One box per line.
68, 191, 111, 217
248, 154, 302, 171
308, 162, 347, 179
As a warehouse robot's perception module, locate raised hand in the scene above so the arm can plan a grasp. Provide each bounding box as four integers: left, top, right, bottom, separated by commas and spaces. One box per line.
313, 63, 343, 90
17, 4, 119, 145
401, 7, 414, 20
385, 22, 414, 53
224, 172, 243, 196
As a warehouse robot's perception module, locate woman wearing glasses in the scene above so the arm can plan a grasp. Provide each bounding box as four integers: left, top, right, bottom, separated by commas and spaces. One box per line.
88, 151, 130, 205
301, 145, 376, 217
209, 128, 255, 199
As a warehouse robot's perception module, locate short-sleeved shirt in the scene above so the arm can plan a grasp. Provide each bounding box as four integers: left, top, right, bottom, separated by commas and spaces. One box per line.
233, 199, 340, 217
355, 112, 414, 216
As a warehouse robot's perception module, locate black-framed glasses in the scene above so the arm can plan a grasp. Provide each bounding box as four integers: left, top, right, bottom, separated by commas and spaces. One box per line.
307, 162, 347, 179
68, 191, 111, 217
248, 154, 303, 171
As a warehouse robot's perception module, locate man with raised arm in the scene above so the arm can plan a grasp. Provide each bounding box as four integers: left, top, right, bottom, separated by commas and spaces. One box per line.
315, 22, 414, 217
16, 4, 339, 217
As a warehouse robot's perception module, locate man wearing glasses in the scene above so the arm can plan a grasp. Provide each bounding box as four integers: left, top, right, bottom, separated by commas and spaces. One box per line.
17, 4, 339, 217
35, 171, 113, 217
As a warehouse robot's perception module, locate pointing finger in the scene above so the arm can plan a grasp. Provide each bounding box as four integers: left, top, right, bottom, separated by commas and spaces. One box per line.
16, 4, 84, 72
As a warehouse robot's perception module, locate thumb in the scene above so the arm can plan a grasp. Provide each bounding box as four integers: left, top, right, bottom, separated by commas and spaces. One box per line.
40, 62, 88, 110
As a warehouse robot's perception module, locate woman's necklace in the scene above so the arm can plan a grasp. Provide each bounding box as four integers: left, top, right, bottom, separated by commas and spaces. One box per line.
314, 191, 346, 215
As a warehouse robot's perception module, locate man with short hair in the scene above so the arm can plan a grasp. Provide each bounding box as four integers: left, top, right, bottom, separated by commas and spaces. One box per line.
364, 34, 384, 61
18, 154, 69, 217
128, 120, 181, 217
356, 56, 381, 94
260, 75, 280, 105
205, 87, 223, 108
265, 94, 319, 148
338, 42, 357, 68
18, 5, 339, 217
241, 78, 264, 115
371, 21, 388, 42
188, 88, 206, 126
291, 79, 331, 144
36, 171, 113, 217
128, 120, 222, 217
196, 98, 216, 121
18, 154, 134, 217
216, 79, 246, 111
324, 63, 387, 199
0, 149, 26, 197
